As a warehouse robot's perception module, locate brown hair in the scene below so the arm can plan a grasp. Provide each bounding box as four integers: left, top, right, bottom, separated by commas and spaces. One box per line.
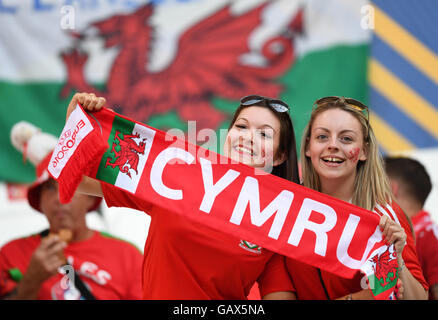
384, 156, 432, 206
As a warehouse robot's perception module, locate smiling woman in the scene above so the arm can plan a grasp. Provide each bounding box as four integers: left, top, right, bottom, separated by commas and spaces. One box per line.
304, 108, 368, 202
224, 106, 281, 172
282, 96, 429, 300
225, 95, 299, 182
62, 92, 300, 300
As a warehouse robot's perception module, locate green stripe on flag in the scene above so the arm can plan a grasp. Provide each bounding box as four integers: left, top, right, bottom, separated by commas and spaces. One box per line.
96, 115, 136, 184
368, 269, 398, 297
1, 44, 368, 183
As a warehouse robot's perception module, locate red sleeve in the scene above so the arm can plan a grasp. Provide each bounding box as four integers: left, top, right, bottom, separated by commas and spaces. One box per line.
391, 202, 429, 291
257, 254, 295, 297
0, 246, 20, 298
101, 181, 153, 215
416, 226, 438, 287
123, 247, 144, 300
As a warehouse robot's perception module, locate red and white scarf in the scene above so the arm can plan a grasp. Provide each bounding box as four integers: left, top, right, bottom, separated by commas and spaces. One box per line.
48, 104, 399, 299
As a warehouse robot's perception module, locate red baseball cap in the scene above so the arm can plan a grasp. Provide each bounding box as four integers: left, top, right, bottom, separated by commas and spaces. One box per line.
27, 152, 102, 213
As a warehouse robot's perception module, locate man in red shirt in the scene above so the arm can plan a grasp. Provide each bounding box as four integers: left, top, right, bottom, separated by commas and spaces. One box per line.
0, 122, 143, 300
384, 156, 438, 299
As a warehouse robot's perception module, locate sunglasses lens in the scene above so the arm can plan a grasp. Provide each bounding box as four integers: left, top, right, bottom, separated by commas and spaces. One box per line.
240, 95, 289, 112
316, 96, 337, 105
350, 104, 365, 111
316, 97, 367, 112
241, 98, 263, 106
270, 103, 289, 113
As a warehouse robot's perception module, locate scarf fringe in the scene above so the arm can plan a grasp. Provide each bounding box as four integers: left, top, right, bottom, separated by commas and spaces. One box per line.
56, 128, 107, 203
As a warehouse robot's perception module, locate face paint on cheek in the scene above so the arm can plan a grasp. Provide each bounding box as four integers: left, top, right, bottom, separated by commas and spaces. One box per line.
348, 148, 360, 162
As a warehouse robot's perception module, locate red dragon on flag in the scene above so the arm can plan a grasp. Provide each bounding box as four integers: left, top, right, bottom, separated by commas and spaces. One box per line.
60, 3, 303, 130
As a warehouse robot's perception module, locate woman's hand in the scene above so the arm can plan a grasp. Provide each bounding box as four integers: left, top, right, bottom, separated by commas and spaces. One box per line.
66, 92, 106, 121
64, 93, 106, 198
379, 215, 407, 266
395, 278, 404, 300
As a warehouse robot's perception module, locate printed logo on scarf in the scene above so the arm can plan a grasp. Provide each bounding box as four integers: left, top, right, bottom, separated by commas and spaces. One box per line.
370, 245, 398, 287
239, 240, 262, 254
96, 116, 156, 194
49, 105, 93, 178
105, 130, 147, 179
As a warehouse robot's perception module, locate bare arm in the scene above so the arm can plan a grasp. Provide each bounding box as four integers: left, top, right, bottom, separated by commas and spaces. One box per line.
78, 175, 103, 197
263, 291, 296, 300
431, 284, 438, 300
336, 289, 374, 300
396, 262, 428, 299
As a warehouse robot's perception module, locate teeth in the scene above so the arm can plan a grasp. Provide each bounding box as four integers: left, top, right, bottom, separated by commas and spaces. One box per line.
235, 146, 254, 155
323, 157, 343, 163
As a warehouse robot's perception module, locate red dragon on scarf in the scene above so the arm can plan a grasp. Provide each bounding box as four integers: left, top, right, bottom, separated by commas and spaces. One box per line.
105, 130, 146, 178
371, 246, 399, 287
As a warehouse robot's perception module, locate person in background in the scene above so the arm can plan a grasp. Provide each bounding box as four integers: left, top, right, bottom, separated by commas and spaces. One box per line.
0, 121, 143, 300
384, 156, 438, 299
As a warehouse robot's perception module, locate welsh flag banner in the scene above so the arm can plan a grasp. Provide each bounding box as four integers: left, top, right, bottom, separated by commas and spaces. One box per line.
49, 104, 399, 300
2, 0, 369, 184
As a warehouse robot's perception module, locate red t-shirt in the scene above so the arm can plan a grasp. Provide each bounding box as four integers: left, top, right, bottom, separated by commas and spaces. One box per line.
0, 231, 143, 300
411, 210, 438, 291
101, 182, 294, 299
285, 202, 428, 299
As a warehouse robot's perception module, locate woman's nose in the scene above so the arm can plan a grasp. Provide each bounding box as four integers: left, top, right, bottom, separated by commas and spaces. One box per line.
239, 129, 254, 144
327, 136, 339, 150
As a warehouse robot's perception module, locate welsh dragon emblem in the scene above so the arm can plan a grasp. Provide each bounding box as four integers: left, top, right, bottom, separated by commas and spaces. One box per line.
105, 130, 146, 178
60, 3, 303, 131
370, 246, 399, 287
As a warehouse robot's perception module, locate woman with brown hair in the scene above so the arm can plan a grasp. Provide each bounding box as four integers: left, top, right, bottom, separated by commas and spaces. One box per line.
61, 92, 298, 299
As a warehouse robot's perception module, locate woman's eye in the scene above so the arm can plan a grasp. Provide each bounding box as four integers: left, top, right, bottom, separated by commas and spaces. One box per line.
260, 131, 272, 139
341, 136, 353, 142
316, 134, 327, 140
235, 124, 246, 129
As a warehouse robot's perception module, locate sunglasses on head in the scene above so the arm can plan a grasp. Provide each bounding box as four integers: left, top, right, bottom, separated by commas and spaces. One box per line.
314, 96, 369, 118
240, 95, 290, 113
314, 96, 370, 138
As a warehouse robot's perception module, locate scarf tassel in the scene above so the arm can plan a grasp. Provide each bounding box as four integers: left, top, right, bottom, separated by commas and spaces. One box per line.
55, 127, 107, 204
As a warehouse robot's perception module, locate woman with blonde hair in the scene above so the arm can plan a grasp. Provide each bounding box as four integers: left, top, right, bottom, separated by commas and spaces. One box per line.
285, 96, 428, 300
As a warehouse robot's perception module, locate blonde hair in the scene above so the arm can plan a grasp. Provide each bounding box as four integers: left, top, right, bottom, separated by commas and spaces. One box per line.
300, 99, 392, 211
